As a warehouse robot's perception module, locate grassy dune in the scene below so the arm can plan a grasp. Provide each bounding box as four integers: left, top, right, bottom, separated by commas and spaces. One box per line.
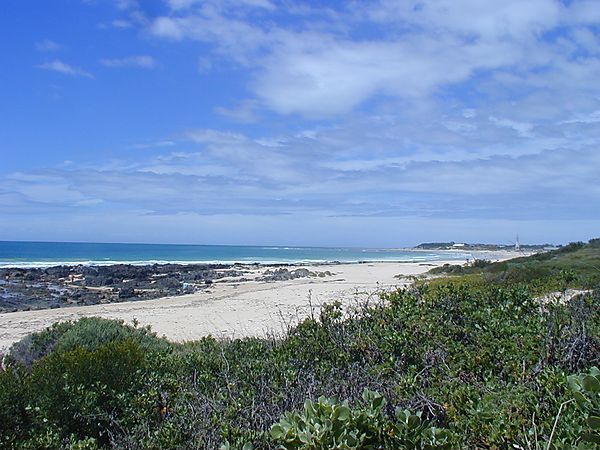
430, 239, 600, 292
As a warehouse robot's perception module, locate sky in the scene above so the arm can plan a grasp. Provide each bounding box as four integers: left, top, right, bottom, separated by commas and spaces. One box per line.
0, 0, 599, 247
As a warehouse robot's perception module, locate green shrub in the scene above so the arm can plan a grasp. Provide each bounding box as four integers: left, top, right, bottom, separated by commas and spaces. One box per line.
568, 367, 600, 445
27, 338, 147, 443
270, 389, 453, 449
6, 317, 169, 368
1, 269, 598, 449
0, 367, 29, 448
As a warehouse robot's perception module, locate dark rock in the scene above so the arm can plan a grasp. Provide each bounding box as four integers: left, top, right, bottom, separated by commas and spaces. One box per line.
156, 277, 180, 289
119, 287, 136, 299
259, 267, 316, 282
0, 262, 253, 313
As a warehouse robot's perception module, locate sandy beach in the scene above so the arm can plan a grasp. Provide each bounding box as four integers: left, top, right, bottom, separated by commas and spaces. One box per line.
0, 251, 519, 352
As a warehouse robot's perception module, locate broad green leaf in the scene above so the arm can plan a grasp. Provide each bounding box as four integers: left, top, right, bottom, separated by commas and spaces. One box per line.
568, 375, 582, 392
574, 391, 589, 408
581, 432, 600, 444
408, 414, 421, 429
270, 424, 285, 440
372, 394, 385, 410
582, 375, 600, 393
587, 416, 600, 430
335, 406, 351, 421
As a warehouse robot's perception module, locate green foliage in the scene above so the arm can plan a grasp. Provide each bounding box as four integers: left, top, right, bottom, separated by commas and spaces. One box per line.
270, 389, 452, 449
0, 367, 28, 448
568, 367, 600, 445
27, 338, 146, 441
428, 238, 600, 292
220, 441, 254, 450
1, 318, 181, 449
6, 317, 169, 368
1, 265, 598, 449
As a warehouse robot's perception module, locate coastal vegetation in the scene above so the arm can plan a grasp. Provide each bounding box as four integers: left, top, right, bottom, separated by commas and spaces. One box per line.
429, 238, 600, 292
0, 240, 599, 449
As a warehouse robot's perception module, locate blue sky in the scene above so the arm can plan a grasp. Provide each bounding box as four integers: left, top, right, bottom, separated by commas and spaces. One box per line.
1, 0, 599, 246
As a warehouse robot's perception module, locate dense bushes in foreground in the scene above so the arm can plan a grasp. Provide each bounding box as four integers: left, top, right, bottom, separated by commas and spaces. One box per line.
0, 280, 599, 449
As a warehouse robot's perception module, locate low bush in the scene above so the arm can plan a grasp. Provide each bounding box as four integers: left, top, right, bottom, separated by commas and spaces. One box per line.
568, 366, 600, 446
269, 389, 453, 450
5, 317, 169, 368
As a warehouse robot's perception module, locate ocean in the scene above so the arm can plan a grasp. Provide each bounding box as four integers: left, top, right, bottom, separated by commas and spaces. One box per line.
0, 241, 472, 267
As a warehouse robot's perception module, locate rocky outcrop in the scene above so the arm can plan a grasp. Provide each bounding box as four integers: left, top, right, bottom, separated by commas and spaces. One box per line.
0, 264, 247, 313
258, 268, 333, 282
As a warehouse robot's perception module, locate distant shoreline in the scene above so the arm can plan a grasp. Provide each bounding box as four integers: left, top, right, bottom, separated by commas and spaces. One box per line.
0, 240, 541, 269
0, 248, 527, 269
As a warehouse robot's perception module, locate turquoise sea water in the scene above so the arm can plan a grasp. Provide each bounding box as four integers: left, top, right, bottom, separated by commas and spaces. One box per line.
0, 241, 473, 267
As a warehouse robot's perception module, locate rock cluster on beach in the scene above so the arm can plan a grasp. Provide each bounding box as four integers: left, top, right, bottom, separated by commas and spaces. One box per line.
258, 267, 334, 282
0, 263, 327, 313
0, 264, 244, 312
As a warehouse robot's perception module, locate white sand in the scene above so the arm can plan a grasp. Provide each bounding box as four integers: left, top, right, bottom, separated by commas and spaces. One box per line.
0, 252, 520, 352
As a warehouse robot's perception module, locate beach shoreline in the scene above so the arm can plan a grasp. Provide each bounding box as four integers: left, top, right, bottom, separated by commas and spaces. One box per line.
0, 250, 525, 353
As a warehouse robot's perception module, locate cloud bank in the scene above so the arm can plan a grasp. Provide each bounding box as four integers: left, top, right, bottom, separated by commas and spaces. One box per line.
4, 0, 600, 245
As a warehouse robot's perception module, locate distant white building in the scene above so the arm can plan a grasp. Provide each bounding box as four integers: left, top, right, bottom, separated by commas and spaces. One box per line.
452, 243, 466, 248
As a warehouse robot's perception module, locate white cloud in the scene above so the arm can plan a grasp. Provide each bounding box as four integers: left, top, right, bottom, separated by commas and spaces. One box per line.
144, 0, 600, 117
186, 129, 247, 145
559, 110, 600, 124
8, 0, 600, 243
115, 0, 138, 10
197, 56, 212, 72
364, 0, 562, 39
564, 0, 600, 25
151, 16, 186, 40
100, 55, 157, 68
130, 140, 176, 149
36, 60, 94, 78
215, 100, 260, 123
254, 35, 526, 116
110, 19, 133, 28
150, 12, 271, 64
35, 39, 60, 52
489, 116, 535, 138
2, 100, 599, 233
167, 0, 275, 11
